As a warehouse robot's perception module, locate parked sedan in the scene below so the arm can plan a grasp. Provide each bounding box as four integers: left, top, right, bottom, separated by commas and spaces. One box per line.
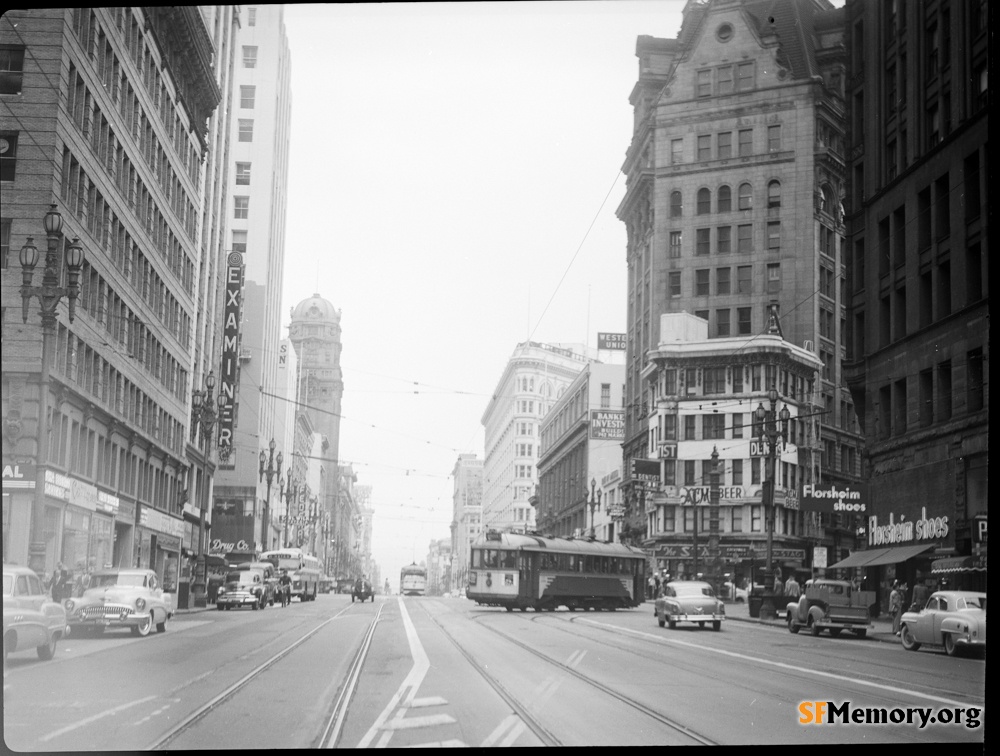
655, 580, 725, 631
723, 582, 749, 603
63, 569, 173, 637
216, 568, 270, 610
3, 565, 69, 661
899, 590, 986, 657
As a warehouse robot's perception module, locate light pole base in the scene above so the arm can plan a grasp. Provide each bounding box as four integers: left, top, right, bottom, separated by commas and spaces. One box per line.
759, 589, 778, 620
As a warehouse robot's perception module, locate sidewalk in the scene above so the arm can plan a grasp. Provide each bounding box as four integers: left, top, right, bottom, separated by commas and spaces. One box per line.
645, 597, 899, 644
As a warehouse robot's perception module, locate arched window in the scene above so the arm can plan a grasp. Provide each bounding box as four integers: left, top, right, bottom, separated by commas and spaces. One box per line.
697, 188, 712, 215
820, 184, 833, 214
670, 191, 683, 218
767, 180, 781, 208
738, 182, 753, 211
718, 185, 732, 213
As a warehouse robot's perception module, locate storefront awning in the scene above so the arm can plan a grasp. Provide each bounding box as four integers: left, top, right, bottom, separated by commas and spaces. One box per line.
829, 544, 935, 569
931, 556, 987, 573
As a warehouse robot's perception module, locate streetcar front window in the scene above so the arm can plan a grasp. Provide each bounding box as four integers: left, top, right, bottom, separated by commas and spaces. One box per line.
499, 550, 516, 569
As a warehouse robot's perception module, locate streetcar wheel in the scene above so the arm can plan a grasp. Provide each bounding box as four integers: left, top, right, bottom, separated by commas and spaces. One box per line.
698, 622, 706, 628
900, 624, 920, 650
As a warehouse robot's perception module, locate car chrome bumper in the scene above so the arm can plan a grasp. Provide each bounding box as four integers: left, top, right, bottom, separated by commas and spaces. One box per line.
68, 613, 152, 628
672, 613, 725, 622
955, 636, 986, 648
216, 595, 259, 605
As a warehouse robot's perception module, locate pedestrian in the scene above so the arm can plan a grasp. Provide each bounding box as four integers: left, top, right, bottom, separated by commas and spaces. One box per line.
773, 566, 784, 597
911, 580, 929, 611
50, 562, 68, 602
784, 573, 800, 600
889, 581, 903, 635
647, 573, 656, 600
653, 572, 662, 598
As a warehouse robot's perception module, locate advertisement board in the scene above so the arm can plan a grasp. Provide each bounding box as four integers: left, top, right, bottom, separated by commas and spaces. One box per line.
597, 332, 626, 350
589, 410, 624, 440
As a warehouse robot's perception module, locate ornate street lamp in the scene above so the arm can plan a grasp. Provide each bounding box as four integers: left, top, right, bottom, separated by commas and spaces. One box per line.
586, 478, 603, 539
755, 385, 791, 620
18, 204, 85, 574
259, 439, 283, 552
280, 475, 299, 548
191, 371, 223, 604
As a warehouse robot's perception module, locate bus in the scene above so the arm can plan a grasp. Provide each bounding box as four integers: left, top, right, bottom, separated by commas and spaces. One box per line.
467, 530, 647, 612
260, 548, 321, 601
400, 563, 427, 596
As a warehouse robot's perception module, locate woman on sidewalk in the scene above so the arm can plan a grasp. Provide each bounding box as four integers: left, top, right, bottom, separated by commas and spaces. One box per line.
889, 581, 902, 635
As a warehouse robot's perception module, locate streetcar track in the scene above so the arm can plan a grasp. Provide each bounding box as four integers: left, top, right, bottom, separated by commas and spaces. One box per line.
145, 603, 364, 750
423, 603, 716, 745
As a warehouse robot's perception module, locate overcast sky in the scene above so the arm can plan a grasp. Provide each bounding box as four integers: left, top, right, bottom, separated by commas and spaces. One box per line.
281, 1, 687, 586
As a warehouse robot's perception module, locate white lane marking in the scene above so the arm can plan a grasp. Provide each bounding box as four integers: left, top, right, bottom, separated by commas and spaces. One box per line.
566, 649, 587, 668
356, 597, 430, 748
530, 677, 561, 713
40, 695, 158, 742
498, 719, 526, 747
132, 699, 180, 726
579, 618, 982, 708
383, 714, 457, 730
410, 696, 448, 708
481, 714, 522, 747
407, 740, 468, 748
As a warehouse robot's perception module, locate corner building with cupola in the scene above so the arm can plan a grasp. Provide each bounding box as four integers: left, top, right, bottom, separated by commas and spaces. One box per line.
617, 0, 865, 567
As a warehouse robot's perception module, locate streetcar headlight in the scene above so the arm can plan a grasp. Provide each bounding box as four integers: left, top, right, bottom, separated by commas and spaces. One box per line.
135, 597, 146, 611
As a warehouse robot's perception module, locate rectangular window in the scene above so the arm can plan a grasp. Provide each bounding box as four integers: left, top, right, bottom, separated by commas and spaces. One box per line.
240, 85, 256, 109
738, 129, 753, 156
716, 308, 730, 337
242, 46, 258, 68
717, 131, 732, 159
967, 348, 984, 412
0, 131, 18, 182
669, 271, 681, 297
732, 414, 744, 439
737, 265, 752, 294
767, 221, 780, 251
767, 124, 781, 152
751, 458, 761, 485
918, 369, 933, 427
238, 119, 254, 142
697, 134, 711, 160
737, 307, 752, 335
717, 226, 731, 255
737, 224, 752, 253
697, 69, 712, 97
716, 267, 731, 295
248, 7, 257, 26
671, 138, 683, 164
669, 231, 682, 258
0, 217, 10, 269
684, 460, 696, 486
231, 230, 247, 254
695, 268, 710, 296
704, 414, 725, 439
937, 360, 952, 421
732, 459, 743, 485
704, 367, 726, 396
684, 415, 696, 441
718, 65, 734, 95
0, 45, 26, 95
766, 263, 781, 293
696, 228, 711, 256
736, 61, 754, 91
934, 173, 950, 239
234, 196, 249, 219
600, 383, 610, 409
235, 162, 251, 185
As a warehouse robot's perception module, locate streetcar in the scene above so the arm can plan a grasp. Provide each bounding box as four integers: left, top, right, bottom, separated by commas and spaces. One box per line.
467, 530, 647, 612
400, 563, 427, 596
260, 548, 321, 601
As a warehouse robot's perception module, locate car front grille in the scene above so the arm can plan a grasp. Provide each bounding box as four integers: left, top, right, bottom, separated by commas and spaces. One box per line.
82, 605, 133, 618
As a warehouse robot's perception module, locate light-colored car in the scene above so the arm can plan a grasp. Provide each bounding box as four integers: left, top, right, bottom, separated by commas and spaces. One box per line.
63, 569, 173, 637
900, 590, 986, 657
655, 580, 725, 631
3, 565, 69, 661
216, 568, 269, 610
723, 582, 748, 603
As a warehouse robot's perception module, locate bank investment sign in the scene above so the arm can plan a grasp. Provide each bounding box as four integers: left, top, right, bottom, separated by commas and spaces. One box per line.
589, 410, 624, 440
217, 251, 244, 467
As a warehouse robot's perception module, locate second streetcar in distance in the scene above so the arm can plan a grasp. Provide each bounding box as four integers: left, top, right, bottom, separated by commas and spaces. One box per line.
399, 563, 427, 596
467, 530, 647, 612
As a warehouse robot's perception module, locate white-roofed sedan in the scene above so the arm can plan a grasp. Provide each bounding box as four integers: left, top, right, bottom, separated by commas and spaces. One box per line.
655, 580, 726, 631
3, 565, 69, 661
899, 590, 986, 657
63, 569, 173, 637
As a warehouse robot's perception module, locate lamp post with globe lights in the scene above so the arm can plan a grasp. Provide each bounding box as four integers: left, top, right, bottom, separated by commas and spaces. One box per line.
259, 440, 283, 552
17, 204, 85, 574
587, 478, 603, 538
755, 385, 791, 620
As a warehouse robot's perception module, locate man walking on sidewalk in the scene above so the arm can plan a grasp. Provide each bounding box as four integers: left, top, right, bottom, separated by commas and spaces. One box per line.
784, 574, 800, 600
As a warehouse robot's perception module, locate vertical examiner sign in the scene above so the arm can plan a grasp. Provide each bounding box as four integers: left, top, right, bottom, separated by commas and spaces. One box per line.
217, 251, 244, 467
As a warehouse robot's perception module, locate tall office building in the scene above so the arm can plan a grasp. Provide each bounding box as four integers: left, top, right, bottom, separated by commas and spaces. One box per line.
840, 0, 988, 590
1, 9, 220, 586
617, 0, 862, 554
211, 4, 292, 557
482, 342, 594, 532
449, 453, 483, 591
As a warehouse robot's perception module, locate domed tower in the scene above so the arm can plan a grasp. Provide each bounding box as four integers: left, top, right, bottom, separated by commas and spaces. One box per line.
288, 294, 344, 466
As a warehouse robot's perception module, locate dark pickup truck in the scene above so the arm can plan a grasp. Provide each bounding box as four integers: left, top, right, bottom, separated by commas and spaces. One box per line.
786, 579, 874, 638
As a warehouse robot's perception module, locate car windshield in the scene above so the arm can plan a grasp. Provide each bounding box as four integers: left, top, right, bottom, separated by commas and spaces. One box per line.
93, 573, 145, 588
2, 575, 12, 595
672, 583, 715, 597
227, 571, 260, 585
